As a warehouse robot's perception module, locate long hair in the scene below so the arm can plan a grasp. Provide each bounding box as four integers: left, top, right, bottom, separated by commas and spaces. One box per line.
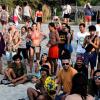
91, 70, 100, 97
70, 73, 88, 100
0, 33, 4, 42
0, 32, 5, 52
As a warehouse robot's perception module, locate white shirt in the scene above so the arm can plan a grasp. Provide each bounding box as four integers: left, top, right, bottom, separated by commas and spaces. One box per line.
62, 5, 71, 14
23, 6, 31, 17
95, 24, 100, 37
76, 31, 89, 54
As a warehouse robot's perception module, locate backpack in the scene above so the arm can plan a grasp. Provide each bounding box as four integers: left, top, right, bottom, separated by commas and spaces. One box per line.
1, 10, 7, 22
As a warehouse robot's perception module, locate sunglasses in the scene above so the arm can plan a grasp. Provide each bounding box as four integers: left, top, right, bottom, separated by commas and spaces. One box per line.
62, 63, 69, 66
94, 76, 100, 80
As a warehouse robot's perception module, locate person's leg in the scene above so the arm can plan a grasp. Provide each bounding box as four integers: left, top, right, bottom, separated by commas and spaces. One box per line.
17, 48, 21, 56
37, 22, 41, 32
4, 68, 16, 81
88, 16, 92, 25
29, 47, 34, 72
85, 16, 88, 26
36, 46, 41, 64
21, 48, 28, 64
37, 95, 46, 100
14, 76, 28, 85
50, 58, 58, 75
27, 88, 39, 100
97, 52, 100, 69
84, 52, 89, 68
90, 52, 97, 78
0, 56, 2, 74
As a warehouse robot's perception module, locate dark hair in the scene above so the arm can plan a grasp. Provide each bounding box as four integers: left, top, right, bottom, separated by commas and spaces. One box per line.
38, 4, 42, 11
21, 26, 27, 31
0, 32, 5, 54
28, 27, 32, 31
2, 5, 6, 10
39, 53, 48, 65
79, 23, 86, 27
12, 54, 22, 61
88, 25, 96, 32
32, 22, 37, 26
23, 1, 27, 6
70, 73, 88, 100
40, 65, 49, 76
66, 25, 71, 33
0, 32, 5, 42
60, 50, 71, 60
49, 22, 55, 28
90, 70, 100, 97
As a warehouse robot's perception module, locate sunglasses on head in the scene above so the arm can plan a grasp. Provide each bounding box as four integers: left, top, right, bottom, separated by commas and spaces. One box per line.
94, 76, 100, 80
62, 63, 69, 66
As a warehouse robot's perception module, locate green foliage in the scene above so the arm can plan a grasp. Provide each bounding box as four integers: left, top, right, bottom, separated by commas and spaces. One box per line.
0, 0, 43, 9
76, 0, 100, 6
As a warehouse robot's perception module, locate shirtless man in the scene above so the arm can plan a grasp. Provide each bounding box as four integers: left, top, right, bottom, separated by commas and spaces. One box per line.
83, 25, 99, 78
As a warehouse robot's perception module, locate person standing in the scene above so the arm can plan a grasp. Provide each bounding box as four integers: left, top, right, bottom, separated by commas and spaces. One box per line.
84, 3, 93, 26
76, 23, 89, 58
95, 17, 100, 69
1, 5, 9, 33
29, 23, 47, 72
23, 1, 32, 27
0, 32, 5, 74
83, 25, 99, 78
62, 4, 71, 25
17, 26, 28, 64
47, 22, 60, 75
35, 4, 43, 32
13, 5, 21, 27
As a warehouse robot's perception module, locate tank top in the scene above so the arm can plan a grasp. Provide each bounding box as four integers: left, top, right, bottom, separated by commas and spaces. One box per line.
23, 6, 31, 17
85, 35, 97, 52
36, 11, 43, 17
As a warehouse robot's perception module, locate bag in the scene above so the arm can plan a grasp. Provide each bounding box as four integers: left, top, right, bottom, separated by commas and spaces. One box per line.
1, 10, 7, 22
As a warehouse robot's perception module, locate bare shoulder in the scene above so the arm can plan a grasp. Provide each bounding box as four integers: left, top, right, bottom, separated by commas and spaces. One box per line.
87, 94, 94, 100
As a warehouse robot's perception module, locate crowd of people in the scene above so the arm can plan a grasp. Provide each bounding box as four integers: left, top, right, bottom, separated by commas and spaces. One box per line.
0, 2, 100, 100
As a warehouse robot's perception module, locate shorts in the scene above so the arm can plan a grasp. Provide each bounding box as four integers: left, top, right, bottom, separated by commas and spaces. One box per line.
36, 17, 42, 23
64, 14, 70, 18
84, 51, 97, 69
13, 16, 18, 22
48, 45, 59, 59
31, 46, 41, 53
23, 15, 30, 21
85, 16, 91, 22
1, 20, 7, 25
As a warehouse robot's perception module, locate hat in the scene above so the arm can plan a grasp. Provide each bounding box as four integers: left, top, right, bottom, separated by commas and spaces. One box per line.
40, 65, 49, 76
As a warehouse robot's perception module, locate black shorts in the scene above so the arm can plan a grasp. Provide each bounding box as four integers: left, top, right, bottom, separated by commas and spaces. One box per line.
1, 20, 7, 25
36, 17, 42, 23
23, 15, 30, 21
64, 14, 70, 18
